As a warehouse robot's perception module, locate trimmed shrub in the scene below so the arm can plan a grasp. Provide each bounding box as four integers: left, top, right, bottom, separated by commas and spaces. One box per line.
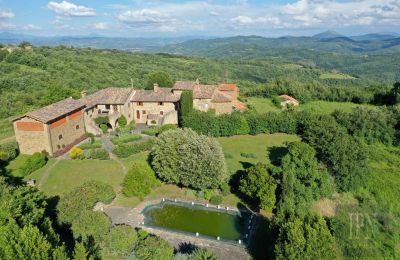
122, 162, 160, 200
210, 195, 223, 205
118, 115, 127, 128
151, 128, 228, 190
111, 134, 142, 145
113, 139, 155, 158
240, 152, 257, 158
78, 140, 102, 150
204, 190, 212, 201
20, 152, 47, 176
57, 181, 115, 225
142, 127, 159, 136
135, 235, 174, 260
100, 124, 109, 134
158, 124, 177, 134
88, 148, 110, 160
69, 147, 84, 159
71, 211, 111, 242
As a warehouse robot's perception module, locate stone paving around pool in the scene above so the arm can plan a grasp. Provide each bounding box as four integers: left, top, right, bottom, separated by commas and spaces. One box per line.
99, 199, 252, 260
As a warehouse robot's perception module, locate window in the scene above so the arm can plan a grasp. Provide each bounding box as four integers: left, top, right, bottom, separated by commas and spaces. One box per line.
57, 145, 61, 149
158, 102, 164, 106
137, 102, 143, 106
76, 125, 80, 130
142, 110, 146, 115
105, 104, 111, 110
160, 111, 164, 115
58, 134, 63, 140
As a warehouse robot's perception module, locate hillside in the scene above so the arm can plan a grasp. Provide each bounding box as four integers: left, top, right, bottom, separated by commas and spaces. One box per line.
0, 46, 384, 119
160, 35, 400, 82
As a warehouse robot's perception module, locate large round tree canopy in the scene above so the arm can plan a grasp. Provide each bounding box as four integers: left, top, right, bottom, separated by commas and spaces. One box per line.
151, 128, 227, 190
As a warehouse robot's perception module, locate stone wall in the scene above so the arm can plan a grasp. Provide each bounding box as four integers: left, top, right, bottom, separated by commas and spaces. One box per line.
131, 101, 177, 125
49, 111, 85, 155
14, 117, 51, 155
213, 102, 233, 115
193, 98, 212, 112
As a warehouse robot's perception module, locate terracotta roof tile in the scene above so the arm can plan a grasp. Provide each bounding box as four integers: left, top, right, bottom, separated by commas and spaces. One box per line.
26, 97, 85, 123
131, 88, 180, 102
211, 90, 233, 103
233, 100, 248, 111
218, 84, 238, 91
173, 81, 197, 90
193, 85, 217, 99
81, 87, 134, 108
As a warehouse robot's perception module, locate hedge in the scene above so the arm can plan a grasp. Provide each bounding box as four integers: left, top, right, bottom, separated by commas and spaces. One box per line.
111, 134, 142, 145
113, 139, 155, 158
88, 148, 110, 160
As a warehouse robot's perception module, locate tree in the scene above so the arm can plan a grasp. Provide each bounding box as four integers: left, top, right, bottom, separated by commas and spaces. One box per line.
135, 235, 174, 260
180, 90, 193, 119
239, 163, 277, 211
274, 215, 337, 260
189, 247, 218, 260
71, 211, 111, 242
390, 82, 400, 104
151, 128, 227, 190
276, 142, 334, 218
302, 115, 368, 192
101, 225, 137, 259
122, 162, 160, 200
19, 41, 32, 48
73, 242, 89, 260
57, 181, 115, 225
145, 71, 173, 90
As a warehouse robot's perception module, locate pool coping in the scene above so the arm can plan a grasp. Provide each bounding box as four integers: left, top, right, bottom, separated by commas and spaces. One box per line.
138, 198, 258, 247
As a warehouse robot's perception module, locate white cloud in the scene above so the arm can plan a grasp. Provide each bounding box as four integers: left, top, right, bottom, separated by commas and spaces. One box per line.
92, 22, 109, 30
0, 10, 14, 19
23, 24, 41, 30
47, 1, 96, 17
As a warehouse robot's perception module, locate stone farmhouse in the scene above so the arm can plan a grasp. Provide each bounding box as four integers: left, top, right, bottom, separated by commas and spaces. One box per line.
12, 80, 246, 156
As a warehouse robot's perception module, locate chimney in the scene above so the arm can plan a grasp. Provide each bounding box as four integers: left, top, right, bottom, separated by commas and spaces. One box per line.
153, 83, 159, 92
81, 90, 87, 98
195, 78, 199, 84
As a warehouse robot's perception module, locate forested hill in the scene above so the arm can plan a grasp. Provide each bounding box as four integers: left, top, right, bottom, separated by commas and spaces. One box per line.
1, 45, 390, 119
160, 35, 400, 82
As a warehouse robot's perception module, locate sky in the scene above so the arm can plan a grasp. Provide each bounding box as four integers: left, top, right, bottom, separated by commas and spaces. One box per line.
0, 0, 399, 37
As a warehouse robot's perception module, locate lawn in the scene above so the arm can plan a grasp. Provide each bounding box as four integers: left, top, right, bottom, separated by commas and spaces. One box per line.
35, 159, 124, 197
245, 97, 282, 114
218, 133, 300, 174
245, 97, 376, 115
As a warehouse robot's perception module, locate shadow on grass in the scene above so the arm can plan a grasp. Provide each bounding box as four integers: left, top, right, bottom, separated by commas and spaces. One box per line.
247, 214, 276, 260
268, 146, 288, 166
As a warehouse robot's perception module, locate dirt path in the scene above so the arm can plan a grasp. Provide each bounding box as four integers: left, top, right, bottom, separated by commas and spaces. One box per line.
38, 159, 60, 187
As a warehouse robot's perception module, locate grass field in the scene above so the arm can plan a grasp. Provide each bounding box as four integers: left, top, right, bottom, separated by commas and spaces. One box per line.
218, 133, 300, 174
319, 72, 356, 79
246, 97, 376, 115
245, 97, 282, 114
0, 118, 15, 144
35, 159, 124, 197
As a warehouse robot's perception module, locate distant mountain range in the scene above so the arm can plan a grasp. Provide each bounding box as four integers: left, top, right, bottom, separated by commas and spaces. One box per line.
1, 31, 399, 54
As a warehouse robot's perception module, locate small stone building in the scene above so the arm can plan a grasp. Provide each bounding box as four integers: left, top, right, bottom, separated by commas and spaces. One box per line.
13, 98, 86, 156
279, 95, 300, 107
172, 80, 247, 115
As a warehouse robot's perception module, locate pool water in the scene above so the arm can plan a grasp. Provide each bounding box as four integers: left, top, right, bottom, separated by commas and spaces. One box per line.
143, 202, 245, 241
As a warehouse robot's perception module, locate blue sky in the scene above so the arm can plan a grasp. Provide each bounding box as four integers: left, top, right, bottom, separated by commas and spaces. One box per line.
0, 0, 399, 37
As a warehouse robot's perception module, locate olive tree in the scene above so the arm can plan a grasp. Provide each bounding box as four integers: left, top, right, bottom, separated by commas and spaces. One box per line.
151, 128, 227, 190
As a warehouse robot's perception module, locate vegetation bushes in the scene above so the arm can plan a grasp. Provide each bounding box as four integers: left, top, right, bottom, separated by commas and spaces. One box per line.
135, 233, 174, 260
70, 210, 111, 242
145, 71, 173, 89
180, 90, 193, 119
210, 195, 223, 205
87, 148, 110, 160
111, 133, 142, 145
78, 140, 102, 150
101, 225, 137, 259
151, 128, 227, 190
0, 141, 18, 161
141, 124, 177, 136
57, 181, 115, 225
118, 115, 127, 128
239, 163, 277, 211
69, 147, 84, 159
20, 152, 47, 176
122, 162, 160, 200
113, 139, 155, 158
